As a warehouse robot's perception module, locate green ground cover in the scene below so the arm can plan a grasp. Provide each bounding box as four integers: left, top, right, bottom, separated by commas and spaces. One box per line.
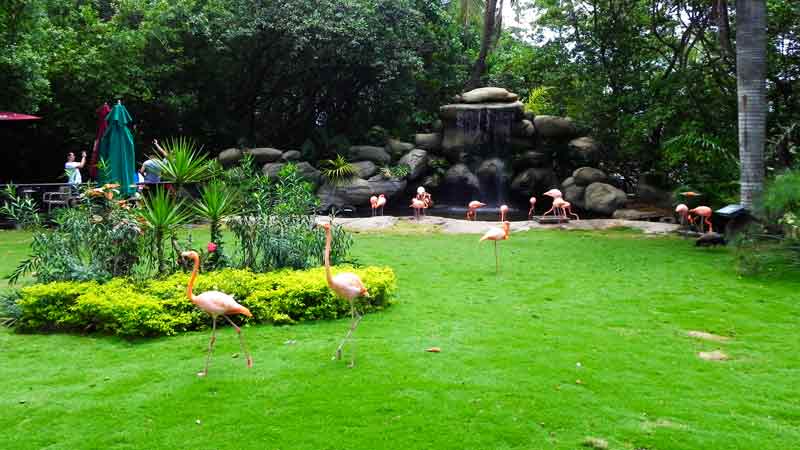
1, 227, 798, 449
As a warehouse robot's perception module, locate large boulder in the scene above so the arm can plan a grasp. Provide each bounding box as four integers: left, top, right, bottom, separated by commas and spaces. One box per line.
441, 127, 482, 160
262, 162, 286, 178
444, 163, 480, 192
316, 178, 407, 211
564, 184, 586, 210
218, 148, 243, 167
351, 161, 378, 179
281, 150, 301, 162
348, 146, 391, 165
455, 87, 519, 103
439, 101, 524, 121
476, 158, 511, 185
513, 150, 552, 169
415, 133, 442, 151
509, 136, 537, 153
295, 162, 321, 186
421, 173, 442, 190
247, 147, 283, 163
568, 137, 601, 165
636, 182, 672, 208
584, 182, 628, 215
385, 139, 414, 160
510, 168, 558, 196
397, 149, 429, 181
512, 119, 536, 138
573, 167, 608, 186
533, 115, 578, 139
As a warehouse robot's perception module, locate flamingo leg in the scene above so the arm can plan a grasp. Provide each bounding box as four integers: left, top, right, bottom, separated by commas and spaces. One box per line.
333, 301, 363, 363
199, 316, 218, 377
528, 207, 534, 220
494, 241, 498, 275
223, 315, 253, 368
706, 217, 713, 233
542, 206, 556, 217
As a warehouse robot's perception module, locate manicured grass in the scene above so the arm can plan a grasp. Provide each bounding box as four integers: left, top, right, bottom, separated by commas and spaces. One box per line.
1, 226, 799, 449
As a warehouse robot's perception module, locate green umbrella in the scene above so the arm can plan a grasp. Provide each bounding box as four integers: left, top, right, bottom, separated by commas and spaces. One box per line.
98, 102, 136, 196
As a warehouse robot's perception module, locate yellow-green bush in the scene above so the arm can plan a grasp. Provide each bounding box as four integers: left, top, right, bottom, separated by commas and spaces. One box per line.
13, 266, 396, 337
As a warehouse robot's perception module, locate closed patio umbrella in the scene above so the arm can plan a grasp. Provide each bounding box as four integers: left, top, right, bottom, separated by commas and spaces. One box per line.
89, 102, 111, 178
98, 101, 136, 197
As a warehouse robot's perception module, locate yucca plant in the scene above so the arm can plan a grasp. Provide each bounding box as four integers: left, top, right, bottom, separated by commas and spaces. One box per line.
321, 154, 358, 186
193, 180, 236, 269
155, 137, 219, 188
138, 187, 191, 274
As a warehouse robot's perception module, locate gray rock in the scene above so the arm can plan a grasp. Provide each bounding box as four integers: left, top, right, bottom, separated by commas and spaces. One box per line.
398, 149, 429, 181
444, 163, 480, 192
509, 136, 537, 153
415, 133, 442, 151
573, 167, 608, 186
218, 148, 243, 167
562, 176, 576, 189
510, 168, 558, 196
455, 87, 519, 103
348, 146, 391, 165
636, 182, 672, 207
441, 127, 481, 159
512, 119, 536, 138
317, 178, 406, 211
513, 150, 551, 169
421, 174, 442, 190
439, 101, 524, 121
612, 209, 665, 221
385, 139, 415, 160
262, 162, 286, 178
533, 115, 578, 139
476, 158, 511, 185
281, 150, 301, 162
351, 161, 378, 179
564, 184, 586, 209
247, 147, 283, 163
568, 137, 601, 165
584, 182, 628, 215
295, 162, 321, 186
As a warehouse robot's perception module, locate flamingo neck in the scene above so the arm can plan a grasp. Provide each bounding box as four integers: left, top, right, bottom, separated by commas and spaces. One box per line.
324, 227, 334, 287
186, 254, 199, 302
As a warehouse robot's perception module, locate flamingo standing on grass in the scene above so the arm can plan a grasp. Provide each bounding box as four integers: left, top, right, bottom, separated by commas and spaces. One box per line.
528, 196, 536, 219
689, 206, 713, 233
376, 194, 387, 216
369, 195, 378, 216
499, 204, 509, 222
466, 200, 486, 221
321, 223, 369, 367
181, 251, 253, 377
480, 221, 510, 274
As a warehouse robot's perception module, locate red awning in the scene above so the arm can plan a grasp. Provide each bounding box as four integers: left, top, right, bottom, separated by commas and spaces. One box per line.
0, 112, 41, 121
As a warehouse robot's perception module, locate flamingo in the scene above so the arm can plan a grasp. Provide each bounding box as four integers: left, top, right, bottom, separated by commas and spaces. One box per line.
561, 200, 580, 220
466, 200, 486, 221
322, 223, 369, 367
416, 187, 432, 216
675, 203, 693, 228
541, 189, 564, 216
528, 196, 537, 219
376, 194, 386, 216
369, 195, 378, 216
181, 251, 253, 377
689, 206, 713, 233
411, 198, 426, 221
480, 221, 511, 274
499, 204, 509, 222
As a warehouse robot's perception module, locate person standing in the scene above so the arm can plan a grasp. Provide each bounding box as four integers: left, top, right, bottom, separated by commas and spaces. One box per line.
65, 151, 87, 187
140, 138, 169, 183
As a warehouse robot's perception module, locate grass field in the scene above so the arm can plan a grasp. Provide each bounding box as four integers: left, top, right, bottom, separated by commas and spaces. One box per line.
1, 226, 798, 449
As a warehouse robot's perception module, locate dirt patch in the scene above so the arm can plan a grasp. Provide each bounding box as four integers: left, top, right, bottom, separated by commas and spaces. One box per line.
581, 437, 608, 449
687, 330, 731, 342
641, 418, 687, 432
698, 350, 729, 361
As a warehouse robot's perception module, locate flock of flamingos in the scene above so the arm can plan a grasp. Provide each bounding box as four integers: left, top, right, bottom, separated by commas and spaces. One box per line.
179, 188, 715, 376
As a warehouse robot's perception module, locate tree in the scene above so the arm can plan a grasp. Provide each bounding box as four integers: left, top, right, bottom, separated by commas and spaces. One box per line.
463, 0, 517, 90
736, 0, 767, 211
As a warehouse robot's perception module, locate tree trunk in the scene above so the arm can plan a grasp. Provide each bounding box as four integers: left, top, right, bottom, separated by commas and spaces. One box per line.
465, 0, 499, 91
736, 0, 767, 212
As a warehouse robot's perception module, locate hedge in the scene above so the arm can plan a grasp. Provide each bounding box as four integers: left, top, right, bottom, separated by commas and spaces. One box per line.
14, 266, 396, 337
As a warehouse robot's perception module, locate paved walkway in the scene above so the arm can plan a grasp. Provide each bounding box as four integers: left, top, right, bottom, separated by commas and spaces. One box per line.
316, 215, 680, 235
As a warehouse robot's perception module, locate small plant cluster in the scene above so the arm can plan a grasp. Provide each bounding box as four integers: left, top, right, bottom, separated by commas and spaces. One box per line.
9, 266, 396, 337
0, 185, 41, 230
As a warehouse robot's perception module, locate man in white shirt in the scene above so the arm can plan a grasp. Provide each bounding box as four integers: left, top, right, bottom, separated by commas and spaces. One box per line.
65, 151, 87, 187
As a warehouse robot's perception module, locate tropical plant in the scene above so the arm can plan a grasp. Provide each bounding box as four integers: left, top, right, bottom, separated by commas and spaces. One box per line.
662, 131, 740, 206
320, 155, 358, 186
524, 86, 554, 116
138, 187, 191, 274
379, 164, 411, 179
761, 170, 800, 230
193, 179, 236, 269
155, 137, 219, 187
0, 185, 41, 230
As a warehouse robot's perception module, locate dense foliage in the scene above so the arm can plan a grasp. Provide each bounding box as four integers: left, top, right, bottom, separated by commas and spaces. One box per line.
11, 266, 396, 337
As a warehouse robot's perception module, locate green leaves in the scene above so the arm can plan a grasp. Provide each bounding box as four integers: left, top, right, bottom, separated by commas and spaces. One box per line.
155, 137, 219, 186
139, 187, 191, 233
193, 180, 234, 225
321, 155, 358, 186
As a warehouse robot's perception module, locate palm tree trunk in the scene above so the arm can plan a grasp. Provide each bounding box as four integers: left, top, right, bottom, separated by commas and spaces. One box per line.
736, 0, 767, 212
465, 0, 499, 90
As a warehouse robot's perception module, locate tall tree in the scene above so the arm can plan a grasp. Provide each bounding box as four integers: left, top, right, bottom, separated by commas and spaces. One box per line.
464, 0, 516, 90
736, 0, 767, 211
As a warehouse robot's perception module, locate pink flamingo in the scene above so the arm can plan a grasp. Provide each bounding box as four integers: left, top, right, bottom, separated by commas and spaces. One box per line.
181, 251, 253, 377
322, 223, 370, 367
689, 206, 713, 233
416, 187, 432, 216
466, 200, 486, 221
411, 198, 426, 221
528, 196, 537, 219
541, 189, 564, 216
480, 221, 511, 274
369, 195, 378, 216
376, 194, 386, 216
560, 200, 579, 220
675, 203, 693, 228
499, 204, 509, 222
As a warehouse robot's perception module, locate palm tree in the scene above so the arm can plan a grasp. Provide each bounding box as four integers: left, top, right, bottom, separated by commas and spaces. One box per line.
463, 0, 517, 90
736, 0, 767, 212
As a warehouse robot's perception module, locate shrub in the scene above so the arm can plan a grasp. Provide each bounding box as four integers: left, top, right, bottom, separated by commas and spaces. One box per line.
10, 266, 396, 337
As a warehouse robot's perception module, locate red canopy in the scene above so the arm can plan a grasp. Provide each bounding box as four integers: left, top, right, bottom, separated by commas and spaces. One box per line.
0, 112, 41, 121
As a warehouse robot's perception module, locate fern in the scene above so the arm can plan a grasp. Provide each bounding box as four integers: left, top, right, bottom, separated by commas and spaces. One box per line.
524, 86, 554, 115
321, 155, 358, 186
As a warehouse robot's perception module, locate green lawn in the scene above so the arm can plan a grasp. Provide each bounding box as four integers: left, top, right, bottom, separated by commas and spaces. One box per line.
1, 226, 798, 449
